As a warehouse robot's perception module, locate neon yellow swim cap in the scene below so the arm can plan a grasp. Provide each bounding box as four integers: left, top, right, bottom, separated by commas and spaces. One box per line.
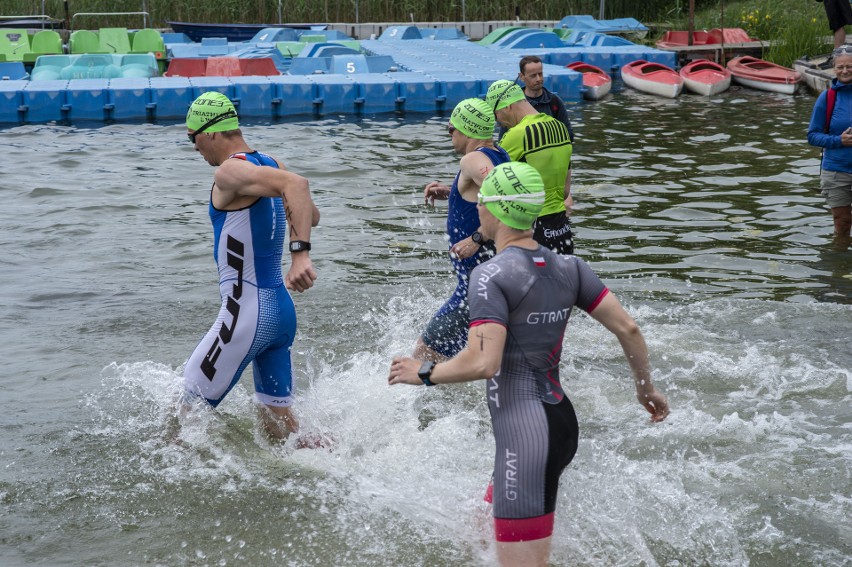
450, 98, 495, 140
486, 80, 526, 112
186, 91, 239, 133
479, 162, 545, 230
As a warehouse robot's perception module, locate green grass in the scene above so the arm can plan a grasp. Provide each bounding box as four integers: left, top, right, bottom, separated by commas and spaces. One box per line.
0, 0, 734, 26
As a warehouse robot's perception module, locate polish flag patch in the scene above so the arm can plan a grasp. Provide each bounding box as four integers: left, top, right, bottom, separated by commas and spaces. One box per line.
533, 256, 546, 267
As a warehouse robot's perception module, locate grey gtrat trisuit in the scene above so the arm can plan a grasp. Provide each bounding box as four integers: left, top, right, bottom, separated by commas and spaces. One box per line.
468, 244, 608, 541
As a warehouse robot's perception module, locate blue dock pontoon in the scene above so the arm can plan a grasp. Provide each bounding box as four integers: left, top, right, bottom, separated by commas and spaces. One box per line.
0, 23, 676, 124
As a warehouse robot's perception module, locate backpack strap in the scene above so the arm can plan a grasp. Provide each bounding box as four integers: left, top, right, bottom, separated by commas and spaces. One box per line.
819, 86, 839, 177
824, 87, 838, 134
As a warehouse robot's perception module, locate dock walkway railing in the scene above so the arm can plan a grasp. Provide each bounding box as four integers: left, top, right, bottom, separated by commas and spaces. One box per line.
71, 12, 150, 31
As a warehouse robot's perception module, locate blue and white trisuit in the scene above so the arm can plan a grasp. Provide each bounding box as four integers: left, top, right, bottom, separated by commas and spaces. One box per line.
183, 151, 297, 408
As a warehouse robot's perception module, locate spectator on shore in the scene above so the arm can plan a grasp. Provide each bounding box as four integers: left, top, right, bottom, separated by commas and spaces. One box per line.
807, 45, 852, 249
821, 0, 852, 49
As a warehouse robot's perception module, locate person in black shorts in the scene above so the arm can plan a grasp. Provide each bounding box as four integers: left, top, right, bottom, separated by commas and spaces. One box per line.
388, 162, 669, 566
823, 0, 852, 48
487, 80, 575, 256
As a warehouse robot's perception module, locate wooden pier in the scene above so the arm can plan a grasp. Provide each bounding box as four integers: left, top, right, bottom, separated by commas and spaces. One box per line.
657, 41, 771, 67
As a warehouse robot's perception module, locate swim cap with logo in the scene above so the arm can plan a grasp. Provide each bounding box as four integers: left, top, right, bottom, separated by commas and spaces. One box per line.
479, 162, 545, 230
485, 80, 526, 112
450, 98, 495, 140
186, 91, 239, 132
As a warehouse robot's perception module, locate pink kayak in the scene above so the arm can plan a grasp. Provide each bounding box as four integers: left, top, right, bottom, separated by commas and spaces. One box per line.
621, 59, 683, 98
566, 61, 612, 100
679, 59, 731, 96
726, 56, 801, 95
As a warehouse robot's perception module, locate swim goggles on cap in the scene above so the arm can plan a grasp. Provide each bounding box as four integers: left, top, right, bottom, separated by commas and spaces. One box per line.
477, 191, 546, 205
491, 79, 519, 114
187, 110, 237, 143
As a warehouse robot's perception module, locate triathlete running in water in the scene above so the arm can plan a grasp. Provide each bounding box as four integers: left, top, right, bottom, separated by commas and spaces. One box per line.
416, 98, 509, 361
181, 92, 320, 440
389, 162, 669, 567
488, 79, 575, 255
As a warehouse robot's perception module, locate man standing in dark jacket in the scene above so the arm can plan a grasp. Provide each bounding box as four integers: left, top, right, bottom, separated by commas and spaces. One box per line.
496, 56, 575, 143
517, 55, 575, 142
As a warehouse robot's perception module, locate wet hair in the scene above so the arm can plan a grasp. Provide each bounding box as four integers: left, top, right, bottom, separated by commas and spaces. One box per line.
519, 55, 542, 74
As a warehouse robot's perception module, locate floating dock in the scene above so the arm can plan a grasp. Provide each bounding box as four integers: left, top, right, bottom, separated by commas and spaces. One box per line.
0, 25, 677, 125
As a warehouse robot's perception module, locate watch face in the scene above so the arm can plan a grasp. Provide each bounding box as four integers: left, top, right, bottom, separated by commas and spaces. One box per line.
418, 361, 433, 378
289, 241, 310, 252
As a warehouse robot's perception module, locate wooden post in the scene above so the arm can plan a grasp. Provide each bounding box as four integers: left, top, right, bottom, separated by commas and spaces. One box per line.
720, 0, 726, 63
688, 0, 695, 46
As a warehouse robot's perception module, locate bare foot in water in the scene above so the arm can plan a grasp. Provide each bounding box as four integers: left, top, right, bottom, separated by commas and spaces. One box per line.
294, 432, 335, 450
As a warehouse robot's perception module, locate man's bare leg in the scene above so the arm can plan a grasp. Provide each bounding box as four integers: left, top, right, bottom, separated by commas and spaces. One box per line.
259, 404, 299, 440
836, 27, 848, 49
831, 205, 852, 249
495, 537, 552, 567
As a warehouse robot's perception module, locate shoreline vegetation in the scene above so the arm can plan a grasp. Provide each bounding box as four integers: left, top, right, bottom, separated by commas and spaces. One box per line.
1, 0, 832, 65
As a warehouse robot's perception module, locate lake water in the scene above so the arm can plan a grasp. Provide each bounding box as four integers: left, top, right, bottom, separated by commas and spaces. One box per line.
1, 86, 850, 566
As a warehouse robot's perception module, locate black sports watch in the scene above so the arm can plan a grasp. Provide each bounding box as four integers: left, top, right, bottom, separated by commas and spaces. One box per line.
289, 240, 311, 253
471, 231, 484, 245
417, 361, 436, 386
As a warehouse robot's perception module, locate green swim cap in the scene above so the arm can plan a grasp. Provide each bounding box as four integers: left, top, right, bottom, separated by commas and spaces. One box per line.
486, 80, 526, 112
450, 98, 495, 140
186, 91, 239, 133
479, 162, 545, 230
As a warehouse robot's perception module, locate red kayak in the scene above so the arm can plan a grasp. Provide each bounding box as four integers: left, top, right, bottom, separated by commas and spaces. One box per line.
679, 59, 731, 96
566, 61, 612, 100
726, 56, 801, 95
620, 59, 683, 98
656, 30, 713, 48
